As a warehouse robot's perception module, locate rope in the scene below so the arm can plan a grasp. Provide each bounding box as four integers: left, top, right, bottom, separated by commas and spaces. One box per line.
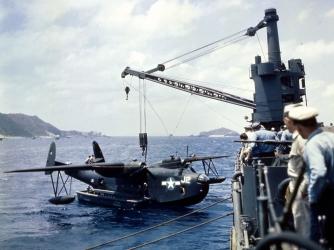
165, 35, 249, 70
193, 95, 241, 128
143, 80, 147, 133
161, 29, 247, 65
127, 211, 233, 250
123, 79, 170, 136
138, 78, 142, 133
159, 75, 253, 93
256, 33, 266, 61
172, 94, 192, 135
86, 196, 231, 250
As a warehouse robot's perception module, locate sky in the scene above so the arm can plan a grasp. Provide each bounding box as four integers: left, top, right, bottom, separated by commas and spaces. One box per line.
0, 0, 333, 136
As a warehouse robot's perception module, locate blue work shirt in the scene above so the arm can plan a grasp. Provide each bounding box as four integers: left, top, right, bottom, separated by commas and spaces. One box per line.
303, 128, 334, 203
278, 129, 293, 154
280, 129, 293, 141
248, 128, 278, 156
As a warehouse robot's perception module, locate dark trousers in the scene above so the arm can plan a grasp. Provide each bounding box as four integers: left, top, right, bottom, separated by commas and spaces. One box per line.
310, 187, 334, 248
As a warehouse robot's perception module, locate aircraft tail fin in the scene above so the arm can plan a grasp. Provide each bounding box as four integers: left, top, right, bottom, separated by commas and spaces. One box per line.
45, 142, 66, 174
92, 141, 105, 163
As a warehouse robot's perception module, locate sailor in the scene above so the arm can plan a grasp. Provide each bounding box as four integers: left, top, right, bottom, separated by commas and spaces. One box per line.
278, 125, 293, 155
277, 125, 286, 140
239, 125, 253, 163
245, 122, 278, 162
283, 103, 309, 237
239, 132, 249, 163
289, 106, 334, 247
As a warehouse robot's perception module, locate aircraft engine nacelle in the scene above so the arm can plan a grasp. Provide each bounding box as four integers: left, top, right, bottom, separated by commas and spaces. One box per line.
146, 167, 209, 205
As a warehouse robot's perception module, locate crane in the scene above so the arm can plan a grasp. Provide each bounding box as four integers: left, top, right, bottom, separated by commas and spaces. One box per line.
121, 65, 256, 109
121, 8, 306, 129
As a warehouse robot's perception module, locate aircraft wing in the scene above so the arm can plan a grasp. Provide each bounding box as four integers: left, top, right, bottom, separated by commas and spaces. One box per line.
5, 162, 127, 173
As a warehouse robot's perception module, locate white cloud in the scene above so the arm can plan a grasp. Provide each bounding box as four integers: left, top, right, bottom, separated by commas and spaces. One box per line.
0, 1, 333, 135
286, 40, 334, 62
297, 9, 311, 22
325, 8, 334, 18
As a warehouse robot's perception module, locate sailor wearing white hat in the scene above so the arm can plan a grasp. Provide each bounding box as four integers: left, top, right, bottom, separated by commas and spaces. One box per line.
289, 106, 334, 246
282, 103, 309, 237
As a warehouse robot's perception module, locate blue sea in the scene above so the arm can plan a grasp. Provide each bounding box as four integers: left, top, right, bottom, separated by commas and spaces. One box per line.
0, 136, 239, 250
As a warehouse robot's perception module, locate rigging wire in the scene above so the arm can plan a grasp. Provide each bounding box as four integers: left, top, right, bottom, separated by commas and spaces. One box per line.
138, 78, 142, 133
127, 212, 233, 250
161, 29, 247, 65
194, 95, 241, 128
124, 79, 170, 136
165, 35, 249, 70
172, 94, 192, 135
86, 196, 232, 250
157, 74, 253, 93
256, 33, 266, 61
143, 79, 147, 133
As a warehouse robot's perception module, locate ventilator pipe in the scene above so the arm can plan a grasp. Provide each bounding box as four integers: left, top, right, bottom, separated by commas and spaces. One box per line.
255, 232, 324, 250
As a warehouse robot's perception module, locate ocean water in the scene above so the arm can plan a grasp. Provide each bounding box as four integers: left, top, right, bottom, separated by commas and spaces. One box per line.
0, 136, 239, 250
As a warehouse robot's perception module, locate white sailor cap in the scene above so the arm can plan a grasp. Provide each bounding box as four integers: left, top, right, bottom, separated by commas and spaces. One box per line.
283, 103, 303, 116
288, 106, 319, 121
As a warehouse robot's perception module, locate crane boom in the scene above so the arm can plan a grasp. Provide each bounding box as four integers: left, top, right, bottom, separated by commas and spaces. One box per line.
121, 66, 256, 109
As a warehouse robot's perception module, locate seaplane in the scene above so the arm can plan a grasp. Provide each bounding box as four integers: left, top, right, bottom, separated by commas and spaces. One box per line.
5, 141, 227, 208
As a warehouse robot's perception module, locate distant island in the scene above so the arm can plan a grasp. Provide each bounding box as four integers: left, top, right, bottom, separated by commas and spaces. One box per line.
0, 113, 104, 138
197, 127, 238, 137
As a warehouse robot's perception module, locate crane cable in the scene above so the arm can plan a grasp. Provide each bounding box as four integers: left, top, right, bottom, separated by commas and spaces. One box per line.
256, 33, 266, 61
194, 95, 241, 128
124, 79, 170, 136
159, 74, 253, 93
138, 78, 143, 133
143, 79, 147, 134
86, 196, 232, 250
161, 29, 247, 65
172, 94, 192, 135
165, 35, 249, 70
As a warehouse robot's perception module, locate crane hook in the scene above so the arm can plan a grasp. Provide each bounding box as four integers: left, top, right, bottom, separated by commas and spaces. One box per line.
125, 86, 130, 100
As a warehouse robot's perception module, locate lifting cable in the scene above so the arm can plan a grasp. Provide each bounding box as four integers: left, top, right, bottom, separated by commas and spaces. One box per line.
162, 74, 253, 93
86, 196, 232, 250
256, 33, 266, 61
124, 79, 170, 136
127, 211, 233, 250
143, 80, 147, 134
138, 78, 143, 133
165, 35, 249, 70
162, 29, 247, 65
172, 94, 192, 135
194, 95, 241, 128
138, 78, 148, 134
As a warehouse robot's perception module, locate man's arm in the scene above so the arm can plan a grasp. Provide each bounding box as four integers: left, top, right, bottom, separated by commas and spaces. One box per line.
304, 143, 327, 203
